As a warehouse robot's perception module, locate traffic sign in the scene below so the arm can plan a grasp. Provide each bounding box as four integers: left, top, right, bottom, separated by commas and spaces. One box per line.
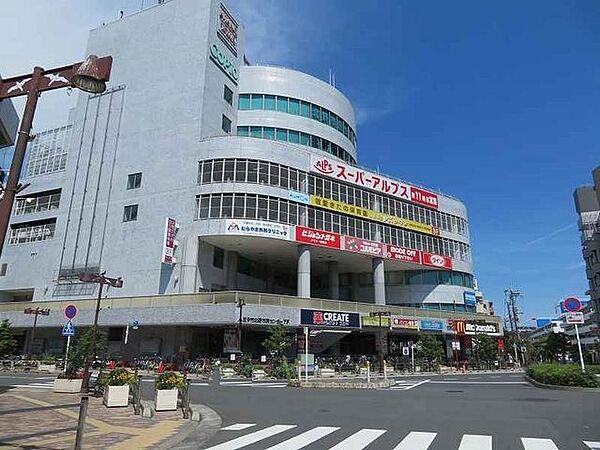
132, 319, 139, 330
565, 312, 584, 324
61, 321, 75, 337
64, 304, 77, 320
402, 347, 410, 356
452, 341, 461, 351
563, 296, 582, 313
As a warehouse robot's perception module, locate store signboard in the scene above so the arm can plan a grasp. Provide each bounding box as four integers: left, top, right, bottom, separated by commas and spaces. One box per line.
463, 291, 477, 307
422, 252, 453, 270
217, 3, 239, 54
289, 191, 310, 204
465, 321, 500, 335
420, 320, 444, 331
386, 245, 421, 264
300, 309, 360, 328
391, 317, 419, 330
362, 316, 391, 327
209, 42, 239, 83
295, 225, 341, 249
226, 219, 290, 240
342, 236, 386, 257
310, 155, 439, 209
242, 316, 291, 326
161, 218, 178, 265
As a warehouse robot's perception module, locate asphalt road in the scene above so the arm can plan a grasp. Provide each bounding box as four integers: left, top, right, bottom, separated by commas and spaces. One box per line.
2, 372, 599, 449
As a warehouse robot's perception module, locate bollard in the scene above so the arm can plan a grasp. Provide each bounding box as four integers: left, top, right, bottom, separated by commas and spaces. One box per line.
383, 360, 387, 382
367, 361, 371, 384
182, 378, 191, 419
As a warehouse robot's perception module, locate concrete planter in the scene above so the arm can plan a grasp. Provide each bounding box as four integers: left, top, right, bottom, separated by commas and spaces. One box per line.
103, 385, 130, 407
252, 369, 266, 379
221, 367, 236, 378
53, 378, 82, 393
155, 388, 178, 411
319, 368, 336, 378
38, 363, 57, 373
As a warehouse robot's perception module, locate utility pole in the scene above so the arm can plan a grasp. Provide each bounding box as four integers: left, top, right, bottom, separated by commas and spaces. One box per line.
504, 288, 522, 366
23, 307, 50, 358
236, 297, 245, 354
370, 311, 391, 373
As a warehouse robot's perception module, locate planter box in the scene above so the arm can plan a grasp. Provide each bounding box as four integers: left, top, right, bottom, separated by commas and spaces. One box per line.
319, 368, 336, 378
252, 369, 266, 379
221, 367, 236, 378
38, 363, 57, 373
103, 385, 130, 407
155, 388, 178, 411
53, 378, 83, 393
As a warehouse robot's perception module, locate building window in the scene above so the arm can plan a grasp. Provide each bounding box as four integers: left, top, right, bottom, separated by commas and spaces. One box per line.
127, 172, 142, 190
9, 219, 56, 245
222, 115, 232, 134
223, 85, 233, 105
0, 263, 7, 276
213, 246, 224, 269
15, 189, 61, 215
26, 125, 72, 177
123, 204, 138, 222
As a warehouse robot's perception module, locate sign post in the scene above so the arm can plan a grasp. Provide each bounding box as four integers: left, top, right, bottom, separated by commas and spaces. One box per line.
574, 324, 585, 373
61, 321, 75, 373
304, 327, 309, 382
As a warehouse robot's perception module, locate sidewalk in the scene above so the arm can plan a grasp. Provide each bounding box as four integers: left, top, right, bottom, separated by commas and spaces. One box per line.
0, 387, 190, 449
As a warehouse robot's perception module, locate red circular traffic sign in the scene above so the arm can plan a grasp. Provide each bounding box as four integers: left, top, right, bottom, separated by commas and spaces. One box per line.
563, 296, 581, 313
64, 304, 77, 319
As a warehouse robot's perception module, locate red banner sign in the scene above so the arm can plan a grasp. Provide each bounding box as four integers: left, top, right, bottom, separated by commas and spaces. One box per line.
342, 236, 385, 257
422, 252, 453, 269
410, 186, 439, 209
386, 245, 421, 264
295, 226, 341, 249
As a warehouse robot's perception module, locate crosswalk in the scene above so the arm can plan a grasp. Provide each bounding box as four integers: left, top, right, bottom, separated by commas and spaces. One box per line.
205, 423, 600, 450
8, 378, 55, 390
219, 381, 288, 388
387, 379, 430, 390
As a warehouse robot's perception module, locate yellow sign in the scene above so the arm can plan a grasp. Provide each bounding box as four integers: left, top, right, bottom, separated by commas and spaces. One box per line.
362, 316, 391, 327
310, 196, 438, 236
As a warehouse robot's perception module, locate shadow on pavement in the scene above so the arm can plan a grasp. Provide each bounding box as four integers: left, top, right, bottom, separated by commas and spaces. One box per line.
0, 403, 80, 415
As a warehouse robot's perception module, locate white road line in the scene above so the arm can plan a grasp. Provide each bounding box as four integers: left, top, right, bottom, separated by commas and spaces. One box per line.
404, 379, 430, 390
430, 381, 528, 385
205, 424, 297, 450
329, 428, 387, 450
252, 383, 288, 387
521, 437, 560, 450
191, 382, 210, 386
458, 434, 492, 450
584, 442, 600, 450
393, 431, 437, 450
11, 384, 54, 389
467, 377, 481, 380
221, 423, 256, 431
265, 426, 339, 450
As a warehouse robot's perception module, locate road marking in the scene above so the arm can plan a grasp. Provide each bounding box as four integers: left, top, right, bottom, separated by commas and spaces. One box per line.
329, 428, 387, 449
252, 383, 288, 388
205, 424, 297, 450
191, 382, 210, 386
11, 383, 54, 389
265, 426, 340, 450
584, 442, 600, 450
521, 437, 560, 450
430, 381, 528, 385
404, 379, 430, 390
221, 423, 256, 431
392, 431, 437, 450
458, 434, 492, 450
220, 381, 253, 385
467, 377, 481, 380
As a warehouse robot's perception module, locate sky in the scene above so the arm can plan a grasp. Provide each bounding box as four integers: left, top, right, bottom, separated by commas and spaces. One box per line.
2, 0, 599, 323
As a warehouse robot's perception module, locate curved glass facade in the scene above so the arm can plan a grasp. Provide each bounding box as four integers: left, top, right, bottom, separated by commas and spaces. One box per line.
237, 126, 356, 164
238, 93, 356, 145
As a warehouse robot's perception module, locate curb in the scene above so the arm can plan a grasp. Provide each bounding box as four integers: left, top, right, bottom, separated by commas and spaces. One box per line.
524, 375, 600, 393
162, 404, 222, 450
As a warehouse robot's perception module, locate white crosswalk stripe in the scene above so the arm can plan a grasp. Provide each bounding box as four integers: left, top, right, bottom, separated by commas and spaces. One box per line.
265, 426, 339, 449
219, 381, 288, 388
205, 424, 297, 450
521, 437, 560, 450
10, 381, 54, 389
459, 434, 492, 450
328, 428, 387, 450
393, 431, 437, 449
388, 379, 430, 390
220, 423, 256, 431
584, 442, 600, 450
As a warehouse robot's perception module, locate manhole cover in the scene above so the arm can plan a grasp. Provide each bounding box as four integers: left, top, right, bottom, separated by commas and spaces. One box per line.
446, 390, 464, 393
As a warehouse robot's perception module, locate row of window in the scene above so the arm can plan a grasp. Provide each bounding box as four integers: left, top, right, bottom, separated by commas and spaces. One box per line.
9, 219, 56, 245
26, 125, 71, 178
339, 270, 474, 288
15, 190, 61, 216
395, 303, 476, 313
238, 93, 356, 145
197, 158, 469, 236
195, 193, 471, 262
236, 126, 356, 165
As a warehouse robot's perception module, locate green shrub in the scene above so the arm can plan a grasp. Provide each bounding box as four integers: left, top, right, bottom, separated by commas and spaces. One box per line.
155, 371, 185, 390
585, 365, 600, 375
527, 364, 600, 388
268, 359, 295, 380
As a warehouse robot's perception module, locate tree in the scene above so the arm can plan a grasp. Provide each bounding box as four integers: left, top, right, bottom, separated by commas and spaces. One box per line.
543, 332, 573, 362
417, 334, 444, 370
473, 334, 498, 363
65, 328, 107, 377
0, 320, 17, 356
262, 325, 291, 359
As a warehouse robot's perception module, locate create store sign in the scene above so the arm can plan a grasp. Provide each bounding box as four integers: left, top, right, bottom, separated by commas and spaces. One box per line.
295, 225, 341, 249
301, 309, 360, 328
310, 155, 439, 210
225, 220, 290, 240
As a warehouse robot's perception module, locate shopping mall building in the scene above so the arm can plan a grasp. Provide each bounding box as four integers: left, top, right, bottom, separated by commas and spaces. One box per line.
0, 0, 501, 361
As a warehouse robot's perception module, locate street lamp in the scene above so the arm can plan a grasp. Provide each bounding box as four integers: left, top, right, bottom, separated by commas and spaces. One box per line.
370, 311, 391, 373
237, 297, 245, 353
74, 271, 122, 450
0, 55, 113, 258
23, 307, 50, 358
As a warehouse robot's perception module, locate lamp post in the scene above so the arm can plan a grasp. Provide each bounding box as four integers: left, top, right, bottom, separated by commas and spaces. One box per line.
74, 271, 123, 450
23, 307, 50, 358
0, 55, 112, 257
237, 297, 245, 353
370, 311, 391, 373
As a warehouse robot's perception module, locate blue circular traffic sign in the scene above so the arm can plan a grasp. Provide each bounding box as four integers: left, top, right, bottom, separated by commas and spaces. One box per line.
64, 304, 77, 319
563, 296, 581, 313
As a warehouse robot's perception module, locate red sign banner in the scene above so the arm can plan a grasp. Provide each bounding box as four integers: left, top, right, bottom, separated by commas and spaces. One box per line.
295, 226, 341, 249
342, 236, 385, 257
422, 252, 453, 269
386, 245, 421, 264
410, 186, 439, 209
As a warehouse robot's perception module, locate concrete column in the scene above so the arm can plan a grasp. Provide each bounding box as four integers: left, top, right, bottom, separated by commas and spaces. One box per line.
297, 245, 311, 298
226, 251, 238, 290
328, 261, 339, 300
266, 265, 276, 292
373, 257, 386, 305
351, 273, 360, 301
180, 236, 199, 293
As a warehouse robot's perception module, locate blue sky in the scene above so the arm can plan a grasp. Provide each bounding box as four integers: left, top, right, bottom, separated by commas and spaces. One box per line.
3, 0, 600, 322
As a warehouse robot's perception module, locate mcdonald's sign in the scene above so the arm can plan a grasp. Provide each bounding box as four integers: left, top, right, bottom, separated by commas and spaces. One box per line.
453, 320, 466, 335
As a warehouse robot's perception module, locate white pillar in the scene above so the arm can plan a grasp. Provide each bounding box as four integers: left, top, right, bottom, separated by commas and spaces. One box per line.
297, 245, 311, 298
226, 251, 238, 290
328, 261, 339, 300
373, 257, 386, 305
180, 236, 199, 293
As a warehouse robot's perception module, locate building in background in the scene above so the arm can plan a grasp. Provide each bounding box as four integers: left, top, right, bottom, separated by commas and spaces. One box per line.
0, 0, 501, 360
0, 89, 19, 184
